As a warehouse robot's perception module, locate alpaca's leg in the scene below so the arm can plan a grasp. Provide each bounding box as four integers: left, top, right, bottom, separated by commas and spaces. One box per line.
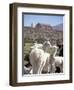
31, 59, 39, 74
32, 62, 37, 74
45, 60, 51, 73
51, 62, 56, 73
32, 59, 42, 74
60, 61, 63, 73
47, 64, 51, 73
37, 60, 45, 74
39, 62, 45, 74
49, 59, 56, 73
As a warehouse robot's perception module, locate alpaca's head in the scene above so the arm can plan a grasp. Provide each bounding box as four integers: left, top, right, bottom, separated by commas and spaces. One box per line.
43, 40, 51, 46
43, 40, 52, 52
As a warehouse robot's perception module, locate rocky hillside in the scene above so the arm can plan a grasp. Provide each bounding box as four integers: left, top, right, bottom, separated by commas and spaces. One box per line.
24, 23, 63, 45
53, 24, 63, 31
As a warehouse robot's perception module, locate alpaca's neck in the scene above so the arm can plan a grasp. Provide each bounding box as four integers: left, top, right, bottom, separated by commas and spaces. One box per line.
53, 49, 57, 57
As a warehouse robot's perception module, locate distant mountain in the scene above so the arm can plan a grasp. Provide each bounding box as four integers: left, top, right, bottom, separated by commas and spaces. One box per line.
53, 23, 63, 31
24, 23, 63, 45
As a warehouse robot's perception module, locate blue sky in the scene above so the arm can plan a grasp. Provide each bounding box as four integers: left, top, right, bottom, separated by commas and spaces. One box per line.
23, 14, 63, 27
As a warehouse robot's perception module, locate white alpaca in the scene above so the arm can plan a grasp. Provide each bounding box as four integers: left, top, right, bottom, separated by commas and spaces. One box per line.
52, 45, 63, 72
54, 57, 63, 72
30, 48, 51, 74
29, 41, 52, 74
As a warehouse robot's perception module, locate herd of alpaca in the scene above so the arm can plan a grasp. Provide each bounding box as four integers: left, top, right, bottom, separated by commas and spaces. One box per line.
24, 41, 63, 74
